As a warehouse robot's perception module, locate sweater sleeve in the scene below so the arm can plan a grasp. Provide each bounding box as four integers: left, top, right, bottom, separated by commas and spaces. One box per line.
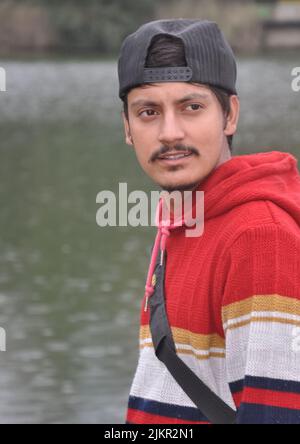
221, 223, 300, 424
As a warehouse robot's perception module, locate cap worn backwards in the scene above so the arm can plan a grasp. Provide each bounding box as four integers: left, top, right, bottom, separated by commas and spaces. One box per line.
118, 19, 237, 100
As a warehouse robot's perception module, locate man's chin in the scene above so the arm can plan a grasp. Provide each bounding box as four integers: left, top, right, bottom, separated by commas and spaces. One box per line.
158, 181, 201, 193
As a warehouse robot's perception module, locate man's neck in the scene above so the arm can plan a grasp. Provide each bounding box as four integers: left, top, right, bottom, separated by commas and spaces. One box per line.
165, 151, 232, 217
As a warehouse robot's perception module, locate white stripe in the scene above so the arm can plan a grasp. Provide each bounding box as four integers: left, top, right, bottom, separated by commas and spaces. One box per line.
129, 346, 236, 410
132, 321, 300, 409
226, 321, 300, 383
223, 310, 300, 331
175, 343, 225, 356
140, 338, 152, 346
140, 339, 225, 356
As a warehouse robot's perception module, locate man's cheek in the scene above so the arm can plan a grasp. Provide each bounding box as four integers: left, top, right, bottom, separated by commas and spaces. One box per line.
137, 153, 151, 170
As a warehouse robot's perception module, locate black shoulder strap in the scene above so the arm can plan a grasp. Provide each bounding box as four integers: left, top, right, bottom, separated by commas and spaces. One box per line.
149, 253, 236, 425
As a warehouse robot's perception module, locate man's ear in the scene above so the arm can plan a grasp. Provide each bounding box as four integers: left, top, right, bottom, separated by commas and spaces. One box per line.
224, 95, 240, 137
122, 111, 134, 146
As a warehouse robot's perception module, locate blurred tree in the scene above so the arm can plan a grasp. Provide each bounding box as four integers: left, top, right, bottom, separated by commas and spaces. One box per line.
11, 0, 157, 54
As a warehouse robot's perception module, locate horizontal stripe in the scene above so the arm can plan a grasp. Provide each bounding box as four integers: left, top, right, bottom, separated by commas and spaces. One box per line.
232, 391, 243, 408
230, 376, 300, 411
140, 340, 224, 355
223, 310, 300, 331
231, 376, 300, 395
140, 325, 225, 351
176, 348, 225, 360
225, 316, 300, 332
229, 379, 245, 394
175, 343, 225, 355
236, 403, 300, 424
243, 387, 300, 410
222, 294, 300, 324
127, 409, 209, 425
130, 346, 236, 410
225, 322, 300, 383
128, 396, 208, 422
140, 325, 225, 360
140, 341, 225, 360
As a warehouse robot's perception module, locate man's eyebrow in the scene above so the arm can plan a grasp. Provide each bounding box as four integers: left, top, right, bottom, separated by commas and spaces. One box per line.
130, 99, 159, 109
130, 93, 210, 109
176, 93, 210, 104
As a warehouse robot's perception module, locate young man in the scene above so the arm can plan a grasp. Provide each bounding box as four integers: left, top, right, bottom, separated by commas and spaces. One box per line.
117, 19, 300, 424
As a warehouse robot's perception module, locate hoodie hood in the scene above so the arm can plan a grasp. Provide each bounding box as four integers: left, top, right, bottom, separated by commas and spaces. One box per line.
200, 150, 300, 226
143, 151, 300, 309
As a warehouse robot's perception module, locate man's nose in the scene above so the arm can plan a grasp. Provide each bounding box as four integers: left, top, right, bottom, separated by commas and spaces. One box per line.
158, 112, 185, 145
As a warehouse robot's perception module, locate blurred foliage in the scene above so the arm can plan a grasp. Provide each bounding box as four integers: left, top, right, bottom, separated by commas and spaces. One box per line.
6, 0, 158, 54
0, 0, 286, 55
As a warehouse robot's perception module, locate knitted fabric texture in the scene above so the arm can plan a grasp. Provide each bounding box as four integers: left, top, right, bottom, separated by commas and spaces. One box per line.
126, 151, 300, 424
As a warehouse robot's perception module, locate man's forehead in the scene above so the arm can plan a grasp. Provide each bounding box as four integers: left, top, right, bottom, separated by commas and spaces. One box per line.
128, 82, 212, 107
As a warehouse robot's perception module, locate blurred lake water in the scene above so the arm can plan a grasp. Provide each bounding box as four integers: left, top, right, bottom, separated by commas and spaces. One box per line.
0, 55, 299, 423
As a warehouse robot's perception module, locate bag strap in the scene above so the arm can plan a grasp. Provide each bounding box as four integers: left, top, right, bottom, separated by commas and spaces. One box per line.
149, 253, 236, 424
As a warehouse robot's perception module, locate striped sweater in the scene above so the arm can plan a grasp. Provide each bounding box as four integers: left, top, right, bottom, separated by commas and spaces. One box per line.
126, 151, 300, 424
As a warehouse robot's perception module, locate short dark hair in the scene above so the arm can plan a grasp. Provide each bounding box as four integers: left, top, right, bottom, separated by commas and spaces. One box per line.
122, 33, 234, 151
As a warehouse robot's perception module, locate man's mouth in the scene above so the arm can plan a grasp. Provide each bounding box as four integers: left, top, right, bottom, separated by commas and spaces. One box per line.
157, 151, 194, 161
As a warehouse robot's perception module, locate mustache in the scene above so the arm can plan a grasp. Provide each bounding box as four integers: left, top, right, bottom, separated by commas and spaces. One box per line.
149, 144, 199, 163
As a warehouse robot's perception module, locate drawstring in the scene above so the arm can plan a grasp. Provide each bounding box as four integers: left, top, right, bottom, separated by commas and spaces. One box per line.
143, 190, 201, 311
144, 199, 171, 312
144, 225, 170, 312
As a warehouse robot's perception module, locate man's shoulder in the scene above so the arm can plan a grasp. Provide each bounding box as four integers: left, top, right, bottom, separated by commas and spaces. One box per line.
219, 199, 300, 248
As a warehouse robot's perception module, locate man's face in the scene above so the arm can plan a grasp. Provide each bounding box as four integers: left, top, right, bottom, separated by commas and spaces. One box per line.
122, 82, 239, 192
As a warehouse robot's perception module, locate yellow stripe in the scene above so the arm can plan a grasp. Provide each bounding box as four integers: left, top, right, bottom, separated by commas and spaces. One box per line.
177, 348, 226, 360
140, 342, 153, 349
222, 294, 300, 324
140, 342, 225, 360
173, 327, 225, 350
225, 315, 300, 332
140, 325, 225, 351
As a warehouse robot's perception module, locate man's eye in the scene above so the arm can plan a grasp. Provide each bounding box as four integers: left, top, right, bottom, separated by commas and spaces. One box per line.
186, 104, 203, 111
139, 109, 157, 117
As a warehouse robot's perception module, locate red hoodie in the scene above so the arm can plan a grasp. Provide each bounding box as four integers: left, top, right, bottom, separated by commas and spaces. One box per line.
127, 151, 300, 424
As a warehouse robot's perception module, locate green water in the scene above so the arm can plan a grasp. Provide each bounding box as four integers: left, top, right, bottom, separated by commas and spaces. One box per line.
0, 57, 299, 423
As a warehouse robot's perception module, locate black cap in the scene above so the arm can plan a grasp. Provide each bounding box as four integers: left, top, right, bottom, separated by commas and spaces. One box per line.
118, 19, 237, 100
